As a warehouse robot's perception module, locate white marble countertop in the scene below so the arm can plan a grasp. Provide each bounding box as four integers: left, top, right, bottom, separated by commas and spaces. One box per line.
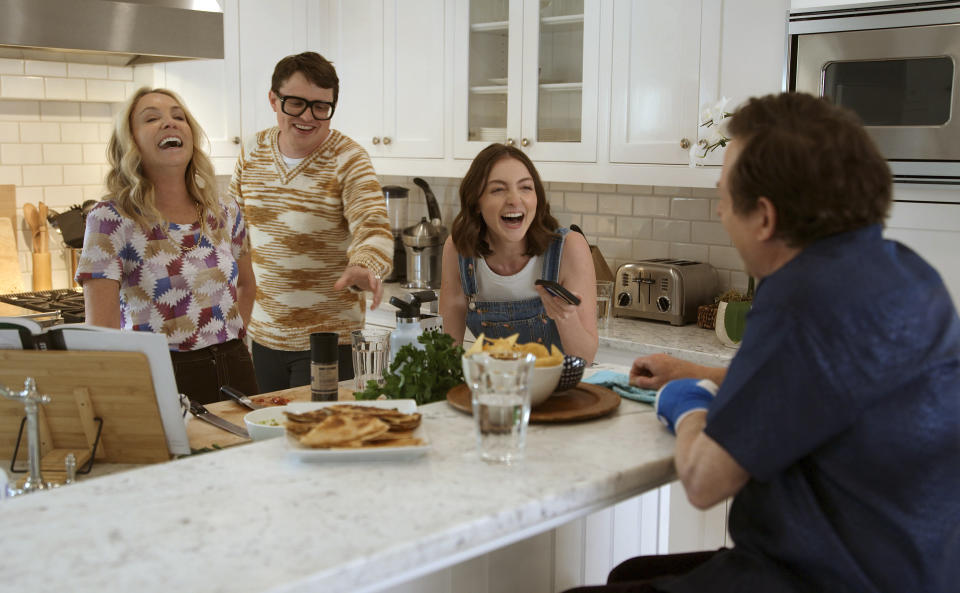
0, 386, 676, 593
598, 316, 736, 367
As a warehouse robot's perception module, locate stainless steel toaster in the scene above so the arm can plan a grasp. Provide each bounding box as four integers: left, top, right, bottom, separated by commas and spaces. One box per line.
613, 259, 718, 326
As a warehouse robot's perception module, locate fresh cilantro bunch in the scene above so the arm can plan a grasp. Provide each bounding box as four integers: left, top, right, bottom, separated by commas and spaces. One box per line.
354, 330, 465, 405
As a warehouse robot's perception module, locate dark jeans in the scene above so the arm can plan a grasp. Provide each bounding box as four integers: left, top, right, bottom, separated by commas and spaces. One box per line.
170, 339, 259, 405
564, 550, 724, 592
251, 341, 354, 394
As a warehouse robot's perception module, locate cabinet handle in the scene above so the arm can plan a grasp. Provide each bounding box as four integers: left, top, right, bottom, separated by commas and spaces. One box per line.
505, 138, 515, 146
521, 138, 530, 147
680, 138, 691, 150
372, 137, 381, 145
232, 136, 240, 145
698, 139, 709, 148
383, 137, 392, 145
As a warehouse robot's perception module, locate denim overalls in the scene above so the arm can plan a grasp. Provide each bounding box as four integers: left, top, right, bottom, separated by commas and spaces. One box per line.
458, 228, 568, 349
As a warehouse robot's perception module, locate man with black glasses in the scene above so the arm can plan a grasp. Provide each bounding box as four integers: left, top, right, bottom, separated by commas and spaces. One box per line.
228, 52, 393, 392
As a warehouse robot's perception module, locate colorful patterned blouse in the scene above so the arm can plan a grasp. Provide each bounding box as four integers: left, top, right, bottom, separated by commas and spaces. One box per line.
75, 199, 251, 352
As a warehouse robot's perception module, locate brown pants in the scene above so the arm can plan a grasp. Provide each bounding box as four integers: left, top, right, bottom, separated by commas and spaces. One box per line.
170, 339, 259, 405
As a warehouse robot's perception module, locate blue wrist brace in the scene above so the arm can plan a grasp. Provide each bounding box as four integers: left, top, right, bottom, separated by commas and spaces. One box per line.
654, 378, 719, 434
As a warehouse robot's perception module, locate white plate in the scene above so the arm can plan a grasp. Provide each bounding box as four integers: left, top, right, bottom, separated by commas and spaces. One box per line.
284, 400, 430, 461
488, 77, 507, 85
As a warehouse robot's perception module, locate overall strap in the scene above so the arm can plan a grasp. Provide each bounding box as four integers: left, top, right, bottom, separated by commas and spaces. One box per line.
539, 227, 569, 282
458, 253, 478, 297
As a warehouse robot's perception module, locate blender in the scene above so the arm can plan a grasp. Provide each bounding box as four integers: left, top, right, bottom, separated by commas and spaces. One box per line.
381, 185, 409, 283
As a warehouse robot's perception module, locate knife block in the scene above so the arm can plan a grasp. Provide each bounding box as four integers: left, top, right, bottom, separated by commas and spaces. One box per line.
0, 350, 171, 467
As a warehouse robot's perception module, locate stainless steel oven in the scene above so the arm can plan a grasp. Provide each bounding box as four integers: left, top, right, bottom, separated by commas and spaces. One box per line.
790, 2, 960, 186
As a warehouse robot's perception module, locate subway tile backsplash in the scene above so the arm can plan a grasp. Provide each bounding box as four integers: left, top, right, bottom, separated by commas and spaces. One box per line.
0, 54, 131, 290
379, 176, 748, 294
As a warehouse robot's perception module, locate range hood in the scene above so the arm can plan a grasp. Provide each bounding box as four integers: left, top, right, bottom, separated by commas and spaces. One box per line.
0, 0, 224, 65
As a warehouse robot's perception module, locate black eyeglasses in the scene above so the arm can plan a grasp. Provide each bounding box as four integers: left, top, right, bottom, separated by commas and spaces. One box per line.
276, 94, 336, 120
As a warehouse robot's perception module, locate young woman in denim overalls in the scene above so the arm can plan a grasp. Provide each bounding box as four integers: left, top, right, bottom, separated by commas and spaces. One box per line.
439, 144, 599, 364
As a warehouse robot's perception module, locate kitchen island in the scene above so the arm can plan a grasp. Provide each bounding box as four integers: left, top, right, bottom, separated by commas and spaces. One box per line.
1, 392, 676, 593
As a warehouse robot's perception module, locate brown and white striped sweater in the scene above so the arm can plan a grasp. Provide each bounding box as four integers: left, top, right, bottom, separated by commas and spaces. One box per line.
228, 127, 393, 351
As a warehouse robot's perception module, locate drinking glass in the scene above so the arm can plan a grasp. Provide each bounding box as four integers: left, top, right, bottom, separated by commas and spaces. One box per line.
462, 351, 537, 464
596, 280, 614, 330
350, 329, 391, 392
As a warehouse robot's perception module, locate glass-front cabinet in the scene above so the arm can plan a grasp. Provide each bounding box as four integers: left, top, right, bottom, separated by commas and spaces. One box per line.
453, 0, 600, 162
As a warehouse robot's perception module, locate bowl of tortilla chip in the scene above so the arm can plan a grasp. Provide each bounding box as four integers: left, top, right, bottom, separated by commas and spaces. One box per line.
463, 334, 568, 408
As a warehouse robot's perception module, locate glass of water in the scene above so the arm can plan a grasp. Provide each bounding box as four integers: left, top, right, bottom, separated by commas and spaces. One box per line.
596, 280, 614, 331
350, 328, 391, 392
462, 351, 537, 464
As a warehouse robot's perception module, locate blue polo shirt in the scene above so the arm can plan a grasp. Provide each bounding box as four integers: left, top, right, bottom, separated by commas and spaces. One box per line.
661, 225, 960, 593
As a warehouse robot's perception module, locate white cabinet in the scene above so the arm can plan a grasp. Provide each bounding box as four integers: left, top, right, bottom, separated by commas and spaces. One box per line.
885, 196, 960, 311
609, 0, 702, 164
157, 0, 242, 176
453, 0, 601, 162
163, 0, 335, 175
327, 0, 446, 159
236, 0, 326, 143
609, 0, 788, 166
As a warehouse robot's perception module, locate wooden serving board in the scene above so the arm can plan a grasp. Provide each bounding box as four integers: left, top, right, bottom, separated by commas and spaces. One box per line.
446, 383, 621, 423
186, 385, 356, 451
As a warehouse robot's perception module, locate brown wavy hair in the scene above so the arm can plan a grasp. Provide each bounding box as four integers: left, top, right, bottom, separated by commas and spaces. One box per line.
727, 92, 892, 248
451, 144, 559, 258
271, 52, 340, 105
104, 87, 227, 243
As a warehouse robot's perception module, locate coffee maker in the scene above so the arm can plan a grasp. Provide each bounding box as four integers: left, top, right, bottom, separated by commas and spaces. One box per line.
381, 185, 409, 282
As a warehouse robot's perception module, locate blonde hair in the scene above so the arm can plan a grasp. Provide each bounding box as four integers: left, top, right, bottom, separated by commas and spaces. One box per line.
104, 87, 227, 242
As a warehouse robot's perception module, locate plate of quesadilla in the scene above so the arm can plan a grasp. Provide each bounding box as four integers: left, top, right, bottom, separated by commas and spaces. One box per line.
283, 400, 430, 461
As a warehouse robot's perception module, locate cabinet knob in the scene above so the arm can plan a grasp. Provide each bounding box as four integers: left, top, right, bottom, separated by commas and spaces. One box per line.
372, 137, 381, 145
383, 137, 392, 145
521, 138, 530, 147
505, 138, 515, 147
232, 136, 240, 145
680, 138, 691, 150
698, 139, 709, 148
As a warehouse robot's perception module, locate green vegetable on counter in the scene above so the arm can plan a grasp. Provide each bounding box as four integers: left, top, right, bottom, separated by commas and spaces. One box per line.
355, 330, 464, 405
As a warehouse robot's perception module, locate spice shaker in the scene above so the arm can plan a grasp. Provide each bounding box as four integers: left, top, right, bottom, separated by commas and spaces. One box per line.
310, 332, 339, 401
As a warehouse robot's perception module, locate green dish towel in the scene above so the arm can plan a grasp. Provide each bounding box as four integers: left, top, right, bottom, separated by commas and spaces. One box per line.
584, 370, 657, 404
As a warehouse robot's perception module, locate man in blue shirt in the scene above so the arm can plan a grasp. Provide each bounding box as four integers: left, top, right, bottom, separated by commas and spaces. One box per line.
568, 93, 960, 592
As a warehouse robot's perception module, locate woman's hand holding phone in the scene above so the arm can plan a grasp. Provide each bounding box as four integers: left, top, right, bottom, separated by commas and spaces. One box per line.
535, 279, 581, 306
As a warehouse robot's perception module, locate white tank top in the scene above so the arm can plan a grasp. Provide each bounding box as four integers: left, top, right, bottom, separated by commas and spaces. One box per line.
476, 255, 541, 300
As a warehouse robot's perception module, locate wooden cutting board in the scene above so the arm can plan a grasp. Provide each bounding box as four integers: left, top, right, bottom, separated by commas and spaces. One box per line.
0, 185, 16, 236
0, 350, 170, 466
187, 385, 356, 451
0, 216, 25, 293
446, 383, 621, 423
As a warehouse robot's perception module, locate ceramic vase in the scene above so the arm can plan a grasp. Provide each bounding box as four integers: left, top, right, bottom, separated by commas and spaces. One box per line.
715, 300, 751, 348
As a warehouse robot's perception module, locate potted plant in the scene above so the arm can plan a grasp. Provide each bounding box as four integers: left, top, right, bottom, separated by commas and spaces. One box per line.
714, 276, 754, 348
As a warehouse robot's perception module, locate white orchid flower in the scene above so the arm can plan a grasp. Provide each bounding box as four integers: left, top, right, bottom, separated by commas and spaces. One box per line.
700, 96, 731, 127
691, 97, 733, 165
716, 116, 731, 139
688, 142, 701, 168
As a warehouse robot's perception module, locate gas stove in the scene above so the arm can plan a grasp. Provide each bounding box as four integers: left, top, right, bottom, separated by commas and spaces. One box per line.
0, 288, 85, 324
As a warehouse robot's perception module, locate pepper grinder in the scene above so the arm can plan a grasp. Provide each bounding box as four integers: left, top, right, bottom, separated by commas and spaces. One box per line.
310, 332, 339, 401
